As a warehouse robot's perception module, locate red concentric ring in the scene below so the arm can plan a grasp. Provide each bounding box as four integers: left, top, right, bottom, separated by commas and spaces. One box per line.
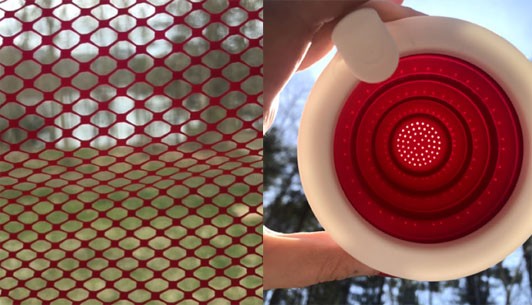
334, 54, 522, 243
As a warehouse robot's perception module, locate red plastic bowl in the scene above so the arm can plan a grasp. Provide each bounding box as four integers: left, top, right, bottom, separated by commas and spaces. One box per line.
334, 54, 523, 243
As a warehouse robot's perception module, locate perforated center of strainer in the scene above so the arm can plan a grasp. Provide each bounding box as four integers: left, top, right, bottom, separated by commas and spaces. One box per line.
393, 118, 445, 170
334, 54, 522, 243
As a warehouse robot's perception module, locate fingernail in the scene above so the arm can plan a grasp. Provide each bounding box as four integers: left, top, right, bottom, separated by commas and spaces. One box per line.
378, 272, 398, 278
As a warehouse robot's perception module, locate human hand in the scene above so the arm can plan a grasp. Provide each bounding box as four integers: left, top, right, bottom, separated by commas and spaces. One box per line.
264, 229, 379, 289
263, 0, 424, 289
264, 0, 424, 131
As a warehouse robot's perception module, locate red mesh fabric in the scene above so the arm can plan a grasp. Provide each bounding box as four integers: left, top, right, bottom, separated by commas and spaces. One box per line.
0, 1, 262, 304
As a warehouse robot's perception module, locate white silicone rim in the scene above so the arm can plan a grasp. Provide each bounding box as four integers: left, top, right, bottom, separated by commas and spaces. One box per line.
298, 16, 532, 281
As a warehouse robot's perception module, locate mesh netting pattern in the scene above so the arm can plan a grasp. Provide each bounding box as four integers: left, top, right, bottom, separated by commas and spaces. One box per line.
0, 0, 262, 304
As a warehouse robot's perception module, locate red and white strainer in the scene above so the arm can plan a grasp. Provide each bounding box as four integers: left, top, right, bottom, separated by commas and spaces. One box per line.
298, 9, 532, 281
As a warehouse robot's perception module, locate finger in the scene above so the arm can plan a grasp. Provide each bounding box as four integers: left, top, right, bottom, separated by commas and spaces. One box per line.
264, 0, 370, 115
378, 272, 399, 278
264, 231, 377, 289
295, 0, 368, 28
297, 21, 336, 71
311, 0, 406, 22
362, 0, 425, 21
298, 0, 424, 71
263, 1, 313, 122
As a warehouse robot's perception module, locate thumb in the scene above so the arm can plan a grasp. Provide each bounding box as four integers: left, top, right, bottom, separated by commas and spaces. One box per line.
264, 0, 370, 118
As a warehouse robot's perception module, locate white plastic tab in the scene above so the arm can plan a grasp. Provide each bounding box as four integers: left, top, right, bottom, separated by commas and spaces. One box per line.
332, 8, 399, 83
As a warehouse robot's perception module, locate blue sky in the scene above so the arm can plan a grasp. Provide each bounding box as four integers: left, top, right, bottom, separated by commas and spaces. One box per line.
404, 0, 532, 59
